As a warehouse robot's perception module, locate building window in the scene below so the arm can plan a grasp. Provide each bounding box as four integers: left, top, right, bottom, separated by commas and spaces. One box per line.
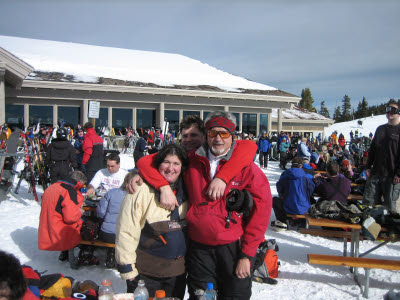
242, 113, 257, 135
232, 113, 240, 131
29, 106, 53, 126
5, 104, 24, 130
165, 110, 179, 134
137, 109, 155, 131
95, 108, 109, 129
58, 106, 80, 127
113, 108, 132, 132
183, 111, 200, 119
260, 114, 268, 133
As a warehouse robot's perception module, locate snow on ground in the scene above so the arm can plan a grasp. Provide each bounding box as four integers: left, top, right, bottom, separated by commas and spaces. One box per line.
1, 115, 399, 299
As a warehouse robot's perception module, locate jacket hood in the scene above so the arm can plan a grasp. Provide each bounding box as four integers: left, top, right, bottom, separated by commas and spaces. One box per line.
57, 176, 84, 190
281, 167, 307, 180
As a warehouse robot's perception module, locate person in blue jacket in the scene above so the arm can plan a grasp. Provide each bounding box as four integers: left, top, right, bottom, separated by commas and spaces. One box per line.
271, 157, 315, 231
258, 131, 271, 169
96, 171, 137, 268
297, 137, 311, 159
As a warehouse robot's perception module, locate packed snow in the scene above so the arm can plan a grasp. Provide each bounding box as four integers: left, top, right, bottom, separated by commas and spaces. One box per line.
0, 35, 276, 93
1, 114, 399, 299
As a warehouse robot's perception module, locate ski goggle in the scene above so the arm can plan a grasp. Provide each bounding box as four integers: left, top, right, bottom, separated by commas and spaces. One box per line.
386, 106, 399, 115
207, 130, 231, 139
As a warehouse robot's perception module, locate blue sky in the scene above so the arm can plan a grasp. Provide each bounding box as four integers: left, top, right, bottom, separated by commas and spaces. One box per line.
1, 0, 399, 116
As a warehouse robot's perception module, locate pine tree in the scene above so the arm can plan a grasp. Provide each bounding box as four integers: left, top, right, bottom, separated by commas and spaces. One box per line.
319, 101, 330, 118
300, 88, 316, 112
359, 97, 369, 118
333, 106, 342, 121
341, 94, 352, 121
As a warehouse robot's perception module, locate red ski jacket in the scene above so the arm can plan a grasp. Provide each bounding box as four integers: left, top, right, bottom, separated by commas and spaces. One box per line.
81, 128, 103, 168
38, 178, 84, 251
185, 144, 272, 258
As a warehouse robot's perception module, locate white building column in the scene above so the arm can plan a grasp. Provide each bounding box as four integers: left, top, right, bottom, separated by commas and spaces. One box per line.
132, 107, 137, 129
239, 113, 243, 133
24, 104, 29, 128
53, 104, 58, 127
200, 110, 204, 120
158, 102, 165, 128
108, 107, 112, 129
0, 66, 5, 125
179, 109, 183, 124
256, 113, 260, 137
224, 105, 229, 112
82, 100, 88, 125
278, 109, 283, 133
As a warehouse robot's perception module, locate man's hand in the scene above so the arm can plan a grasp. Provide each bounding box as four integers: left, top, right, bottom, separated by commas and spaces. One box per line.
80, 208, 85, 215
313, 173, 322, 179
206, 177, 226, 201
127, 174, 144, 194
87, 187, 95, 196
394, 175, 400, 185
159, 185, 178, 211
366, 169, 371, 178
235, 258, 251, 279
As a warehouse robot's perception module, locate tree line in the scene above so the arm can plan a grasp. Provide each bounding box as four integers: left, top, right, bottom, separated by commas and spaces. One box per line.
298, 88, 400, 123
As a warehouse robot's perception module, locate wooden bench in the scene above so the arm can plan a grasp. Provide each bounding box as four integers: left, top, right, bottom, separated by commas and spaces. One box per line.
287, 214, 306, 219
308, 254, 400, 298
79, 240, 115, 248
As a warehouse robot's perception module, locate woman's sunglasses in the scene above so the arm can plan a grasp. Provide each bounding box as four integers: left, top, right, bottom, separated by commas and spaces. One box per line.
207, 130, 231, 139
386, 106, 399, 115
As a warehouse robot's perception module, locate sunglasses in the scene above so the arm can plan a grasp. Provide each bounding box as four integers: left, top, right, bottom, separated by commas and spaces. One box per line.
386, 106, 399, 115
207, 130, 231, 139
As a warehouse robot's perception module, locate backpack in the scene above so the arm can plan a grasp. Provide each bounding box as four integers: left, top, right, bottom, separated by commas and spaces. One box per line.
252, 239, 280, 285
80, 217, 100, 241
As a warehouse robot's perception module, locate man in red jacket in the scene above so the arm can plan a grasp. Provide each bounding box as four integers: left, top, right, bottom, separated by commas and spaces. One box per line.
137, 112, 271, 299
81, 122, 103, 183
38, 171, 87, 262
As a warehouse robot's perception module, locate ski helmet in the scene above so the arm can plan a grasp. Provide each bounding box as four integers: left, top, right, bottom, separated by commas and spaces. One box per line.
56, 128, 68, 139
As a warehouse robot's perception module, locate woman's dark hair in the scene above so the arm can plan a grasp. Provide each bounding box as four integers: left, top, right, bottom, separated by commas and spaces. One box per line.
0, 251, 27, 300
326, 160, 339, 176
153, 144, 188, 172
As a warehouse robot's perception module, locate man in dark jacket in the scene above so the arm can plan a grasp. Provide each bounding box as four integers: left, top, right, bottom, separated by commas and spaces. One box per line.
272, 157, 315, 231
46, 127, 77, 184
313, 161, 351, 203
133, 134, 150, 166
81, 122, 103, 183
363, 100, 400, 213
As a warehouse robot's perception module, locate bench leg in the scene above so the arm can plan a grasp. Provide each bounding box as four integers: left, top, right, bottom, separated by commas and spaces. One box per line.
363, 268, 370, 298
343, 237, 348, 257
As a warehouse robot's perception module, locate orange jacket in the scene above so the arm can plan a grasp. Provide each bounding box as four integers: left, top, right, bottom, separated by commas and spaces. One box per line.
38, 178, 84, 251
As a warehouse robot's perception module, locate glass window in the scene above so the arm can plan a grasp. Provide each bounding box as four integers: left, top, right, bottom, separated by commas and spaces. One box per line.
113, 108, 132, 132
203, 111, 210, 121
95, 108, 109, 129
165, 110, 179, 134
242, 113, 257, 135
232, 113, 240, 131
29, 106, 53, 126
137, 109, 155, 131
58, 106, 80, 127
183, 111, 200, 119
260, 114, 268, 133
5, 104, 24, 130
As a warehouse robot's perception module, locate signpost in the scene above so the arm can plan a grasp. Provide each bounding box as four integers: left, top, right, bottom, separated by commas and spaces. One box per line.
88, 100, 100, 126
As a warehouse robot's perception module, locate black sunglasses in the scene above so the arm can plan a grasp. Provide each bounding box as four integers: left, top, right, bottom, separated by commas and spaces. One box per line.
386, 106, 399, 115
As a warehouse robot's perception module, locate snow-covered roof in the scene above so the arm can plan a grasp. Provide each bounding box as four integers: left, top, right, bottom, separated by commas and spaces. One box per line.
272, 106, 333, 121
0, 35, 295, 97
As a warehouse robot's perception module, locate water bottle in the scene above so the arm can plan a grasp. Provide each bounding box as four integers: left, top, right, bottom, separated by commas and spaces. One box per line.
133, 279, 149, 300
154, 290, 166, 299
81, 185, 87, 198
98, 279, 114, 300
204, 283, 217, 300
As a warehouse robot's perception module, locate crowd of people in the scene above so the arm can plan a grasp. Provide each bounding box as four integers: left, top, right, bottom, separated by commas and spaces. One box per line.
1, 100, 400, 299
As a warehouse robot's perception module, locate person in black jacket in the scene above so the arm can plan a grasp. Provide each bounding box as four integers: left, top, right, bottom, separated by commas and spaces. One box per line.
46, 127, 77, 184
363, 100, 400, 213
133, 134, 151, 166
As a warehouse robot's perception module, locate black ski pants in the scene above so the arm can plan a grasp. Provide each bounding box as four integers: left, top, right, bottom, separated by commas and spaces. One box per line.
187, 240, 254, 300
126, 272, 186, 300
259, 151, 269, 168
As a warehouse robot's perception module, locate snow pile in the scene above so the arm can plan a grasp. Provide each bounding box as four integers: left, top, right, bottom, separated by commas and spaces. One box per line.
0, 35, 276, 93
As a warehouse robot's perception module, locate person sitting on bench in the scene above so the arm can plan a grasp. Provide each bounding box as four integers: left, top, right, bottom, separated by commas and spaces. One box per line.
313, 160, 351, 203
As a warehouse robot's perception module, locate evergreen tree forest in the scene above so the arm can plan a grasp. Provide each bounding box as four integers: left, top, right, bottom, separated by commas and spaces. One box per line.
297, 87, 400, 123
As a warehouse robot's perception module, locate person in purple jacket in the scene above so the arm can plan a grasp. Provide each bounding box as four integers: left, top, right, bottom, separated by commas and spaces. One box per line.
96, 171, 137, 267
313, 160, 351, 203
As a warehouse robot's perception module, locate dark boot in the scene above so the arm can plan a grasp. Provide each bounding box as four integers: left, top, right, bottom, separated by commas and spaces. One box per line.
106, 248, 116, 268
58, 250, 69, 262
